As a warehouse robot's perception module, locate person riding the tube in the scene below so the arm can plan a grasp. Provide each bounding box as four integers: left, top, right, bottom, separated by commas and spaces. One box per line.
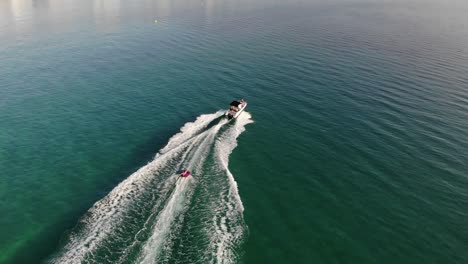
180, 168, 191, 177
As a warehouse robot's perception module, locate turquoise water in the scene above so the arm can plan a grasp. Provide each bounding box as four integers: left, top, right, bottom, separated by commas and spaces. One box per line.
1, 0, 468, 263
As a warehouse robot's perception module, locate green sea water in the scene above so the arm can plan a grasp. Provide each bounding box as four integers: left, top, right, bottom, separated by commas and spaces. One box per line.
1, 0, 468, 263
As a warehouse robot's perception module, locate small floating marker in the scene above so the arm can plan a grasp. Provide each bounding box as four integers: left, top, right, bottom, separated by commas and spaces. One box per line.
154, 19, 158, 24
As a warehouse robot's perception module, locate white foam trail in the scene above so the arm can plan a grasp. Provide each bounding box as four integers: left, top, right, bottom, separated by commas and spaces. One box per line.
138, 119, 227, 264
50, 112, 222, 264
50, 111, 252, 264
211, 112, 254, 264
159, 111, 224, 155
217, 112, 253, 212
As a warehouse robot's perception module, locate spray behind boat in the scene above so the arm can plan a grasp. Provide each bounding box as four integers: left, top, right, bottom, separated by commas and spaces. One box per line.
225, 98, 247, 120
174, 99, 247, 183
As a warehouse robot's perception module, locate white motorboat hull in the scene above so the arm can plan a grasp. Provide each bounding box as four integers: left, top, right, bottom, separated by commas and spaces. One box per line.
225, 102, 247, 120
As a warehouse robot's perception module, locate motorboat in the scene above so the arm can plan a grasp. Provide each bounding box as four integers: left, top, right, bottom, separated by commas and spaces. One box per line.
225, 99, 247, 120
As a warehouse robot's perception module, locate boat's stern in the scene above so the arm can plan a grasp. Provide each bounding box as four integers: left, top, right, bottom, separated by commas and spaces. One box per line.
226, 111, 234, 119
226, 99, 247, 120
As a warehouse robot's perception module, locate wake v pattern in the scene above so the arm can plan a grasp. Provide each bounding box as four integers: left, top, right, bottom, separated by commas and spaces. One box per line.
49, 111, 253, 264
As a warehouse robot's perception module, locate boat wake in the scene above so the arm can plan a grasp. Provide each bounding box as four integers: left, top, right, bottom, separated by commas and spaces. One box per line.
48, 111, 253, 264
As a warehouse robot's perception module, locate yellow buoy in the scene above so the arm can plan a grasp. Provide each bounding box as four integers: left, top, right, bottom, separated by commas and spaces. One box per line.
154, 19, 158, 23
